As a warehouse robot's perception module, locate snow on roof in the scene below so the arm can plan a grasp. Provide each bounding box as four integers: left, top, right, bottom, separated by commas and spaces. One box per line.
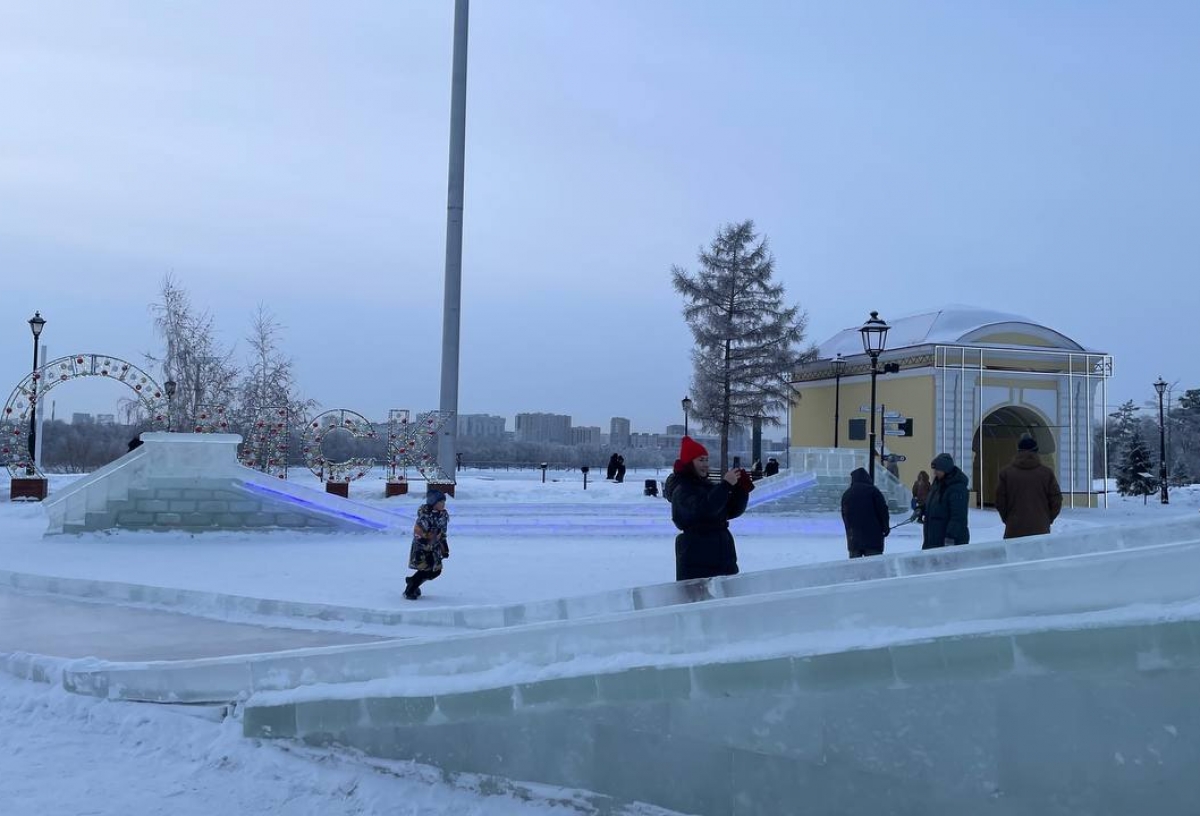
816, 305, 1091, 359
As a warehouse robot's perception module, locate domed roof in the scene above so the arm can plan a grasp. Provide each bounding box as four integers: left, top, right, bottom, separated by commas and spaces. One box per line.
817, 305, 1091, 359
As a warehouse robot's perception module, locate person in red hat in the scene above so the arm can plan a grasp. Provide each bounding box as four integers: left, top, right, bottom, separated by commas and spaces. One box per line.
663, 435, 754, 581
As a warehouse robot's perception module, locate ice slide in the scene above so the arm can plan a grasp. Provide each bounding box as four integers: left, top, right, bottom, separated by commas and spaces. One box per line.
43, 433, 404, 534
234, 529, 1200, 815
34, 516, 1200, 812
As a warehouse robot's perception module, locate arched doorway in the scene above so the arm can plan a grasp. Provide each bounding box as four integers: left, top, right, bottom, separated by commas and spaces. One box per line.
2, 354, 168, 477
971, 405, 1056, 507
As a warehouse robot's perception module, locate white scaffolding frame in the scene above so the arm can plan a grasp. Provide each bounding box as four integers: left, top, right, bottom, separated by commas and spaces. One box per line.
935, 345, 1113, 509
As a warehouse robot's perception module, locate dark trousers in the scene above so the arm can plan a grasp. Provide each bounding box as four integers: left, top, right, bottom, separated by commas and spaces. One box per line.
407, 569, 441, 588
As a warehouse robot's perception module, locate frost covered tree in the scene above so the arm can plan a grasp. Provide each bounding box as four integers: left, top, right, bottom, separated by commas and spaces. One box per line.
672, 220, 815, 471
236, 305, 317, 431
145, 274, 239, 431
1169, 456, 1193, 488
1105, 400, 1141, 477
1117, 425, 1157, 503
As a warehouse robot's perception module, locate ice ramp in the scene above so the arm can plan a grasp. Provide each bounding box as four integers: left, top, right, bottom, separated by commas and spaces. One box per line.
43, 432, 404, 535
232, 539, 1200, 816
49, 515, 1200, 700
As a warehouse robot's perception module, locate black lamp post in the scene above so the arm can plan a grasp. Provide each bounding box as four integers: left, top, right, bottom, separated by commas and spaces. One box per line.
831, 353, 846, 447
682, 396, 693, 437
26, 312, 46, 474
165, 379, 177, 432
859, 311, 889, 480
1154, 376, 1169, 505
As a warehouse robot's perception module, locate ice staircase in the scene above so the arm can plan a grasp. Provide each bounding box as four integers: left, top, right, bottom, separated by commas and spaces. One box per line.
747, 447, 909, 514
43, 432, 404, 535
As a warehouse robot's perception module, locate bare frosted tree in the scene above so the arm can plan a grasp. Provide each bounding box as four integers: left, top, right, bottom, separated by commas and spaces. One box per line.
237, 304, 317, 429
144, 274, 239, 431
673, 220, 816, 471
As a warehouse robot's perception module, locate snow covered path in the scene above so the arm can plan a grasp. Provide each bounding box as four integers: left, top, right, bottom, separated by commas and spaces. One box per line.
0, 674, 681, 816
0, 587, 382, 661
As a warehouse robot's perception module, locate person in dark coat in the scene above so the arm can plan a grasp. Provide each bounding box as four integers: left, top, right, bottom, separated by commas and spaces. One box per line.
664, 435, 752, 581
994, 434, 1063, 539
751, 460, 764, 481
841, 467, 891, 558
764, 458, 780, 477
614, 455, 626, 484
606, 453, 620, 481
405, 489, 450, 599
910, 470, 931, 522
922, 453, 970, 549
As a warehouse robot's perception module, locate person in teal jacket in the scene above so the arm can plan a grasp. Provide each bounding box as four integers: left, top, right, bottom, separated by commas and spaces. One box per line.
922, 453, 970, 549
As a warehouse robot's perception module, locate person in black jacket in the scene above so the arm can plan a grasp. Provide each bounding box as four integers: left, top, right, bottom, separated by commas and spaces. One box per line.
923, 452, 971, 549
664, 435, 752, 581
764, 458, 780, 477
841, 467, 891, 558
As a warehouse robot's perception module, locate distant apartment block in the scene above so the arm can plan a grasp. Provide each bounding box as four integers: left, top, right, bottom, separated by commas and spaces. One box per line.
571, 426, 603, 446
71, 412, 93, 425
458, 414, 507, 438
96, 414, 116, 426
515, 412, 572, 445
665, 424, 686, 436
609, 417, 631, 449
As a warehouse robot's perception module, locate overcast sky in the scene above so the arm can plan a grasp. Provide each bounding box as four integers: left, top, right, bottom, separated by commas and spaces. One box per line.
1, 0, 1196, 433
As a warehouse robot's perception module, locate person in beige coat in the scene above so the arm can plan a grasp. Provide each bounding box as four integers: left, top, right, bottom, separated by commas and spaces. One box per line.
994, 435, 1063, 539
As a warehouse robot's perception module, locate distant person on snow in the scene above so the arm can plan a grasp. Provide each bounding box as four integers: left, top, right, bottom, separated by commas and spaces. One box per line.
606, 453, 620, 481
923, 453, 970, 549
405, 489, 450, 600
841, 467, 891, 558
664, 436, 753, 581
994, 434, 1062, 539
614, 454, 626, 484
763, 458, 780, 477
910, 470, 931, 523
751, 460, 764, 481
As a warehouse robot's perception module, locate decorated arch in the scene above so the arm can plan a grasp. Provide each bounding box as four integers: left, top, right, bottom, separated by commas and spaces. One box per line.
2, 354, 168, 477
302, 409, 377, 484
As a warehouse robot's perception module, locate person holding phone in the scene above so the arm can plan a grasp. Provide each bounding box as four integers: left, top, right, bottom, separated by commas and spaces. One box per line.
664, 436, 754, 581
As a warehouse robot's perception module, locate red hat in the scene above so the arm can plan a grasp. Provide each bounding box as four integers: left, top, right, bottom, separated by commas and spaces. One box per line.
678, 435, 708, 465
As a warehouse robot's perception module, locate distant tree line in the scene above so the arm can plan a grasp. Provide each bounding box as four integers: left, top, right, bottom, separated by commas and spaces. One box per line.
35, 274, 697, 475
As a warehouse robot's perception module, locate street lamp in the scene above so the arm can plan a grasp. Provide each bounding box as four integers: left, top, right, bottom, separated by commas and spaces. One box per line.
165, 379, 177, 433
831, 353, 846, 447
859, 311, 889, 480
26, 312, 46, 474
1154, 376, 1169, 505
682, 396, 693, 436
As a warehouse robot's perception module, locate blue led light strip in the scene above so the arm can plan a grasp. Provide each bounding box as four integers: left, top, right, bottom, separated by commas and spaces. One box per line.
239, 481, 391, 531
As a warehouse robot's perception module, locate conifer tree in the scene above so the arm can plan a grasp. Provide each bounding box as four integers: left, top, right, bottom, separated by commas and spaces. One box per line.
1118, 425, 1157, 503
672, 220, 815, 471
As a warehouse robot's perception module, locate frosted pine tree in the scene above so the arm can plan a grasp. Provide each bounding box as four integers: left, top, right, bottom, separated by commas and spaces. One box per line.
672, 220, 815, 471
1117, 425, 1157, 503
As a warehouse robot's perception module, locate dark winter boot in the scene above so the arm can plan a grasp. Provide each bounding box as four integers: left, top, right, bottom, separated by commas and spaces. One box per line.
404, 575, 420, 600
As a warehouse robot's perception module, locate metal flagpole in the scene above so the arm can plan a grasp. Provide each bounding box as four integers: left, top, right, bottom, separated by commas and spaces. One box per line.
438, 0, 469, 480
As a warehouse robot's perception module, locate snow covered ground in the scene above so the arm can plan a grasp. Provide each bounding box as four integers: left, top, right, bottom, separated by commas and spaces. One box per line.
1, 470, 1197, 815
3, 472, 1193, 613
0, 673, 678, 816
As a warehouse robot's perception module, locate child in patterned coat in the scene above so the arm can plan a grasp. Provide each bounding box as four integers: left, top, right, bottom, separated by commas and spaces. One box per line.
405, 489, 450, 600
